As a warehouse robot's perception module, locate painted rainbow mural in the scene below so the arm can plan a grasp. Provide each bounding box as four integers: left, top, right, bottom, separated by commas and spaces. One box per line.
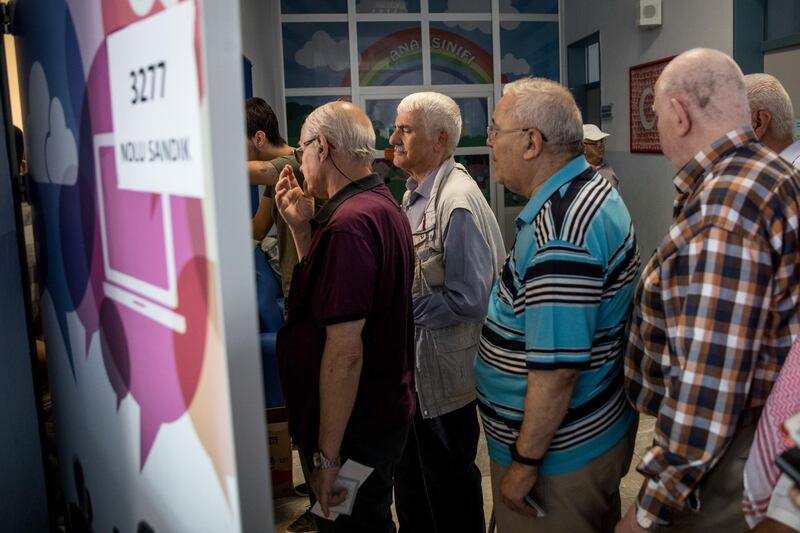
343, 27, 496, 86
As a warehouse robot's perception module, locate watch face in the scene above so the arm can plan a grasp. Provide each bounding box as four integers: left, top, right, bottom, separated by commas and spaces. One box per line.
312, 452, 321, 468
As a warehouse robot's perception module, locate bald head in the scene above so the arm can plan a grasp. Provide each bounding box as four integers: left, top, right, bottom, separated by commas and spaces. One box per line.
658, 48, 749, 126
303, 100, 376, 165
655, 49, 750, 168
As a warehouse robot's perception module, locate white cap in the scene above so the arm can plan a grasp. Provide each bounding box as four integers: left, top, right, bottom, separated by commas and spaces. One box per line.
583, 124, 610, 141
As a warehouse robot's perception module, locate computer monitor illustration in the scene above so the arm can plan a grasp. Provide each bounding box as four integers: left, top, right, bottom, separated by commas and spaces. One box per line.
94, 133, 186, 333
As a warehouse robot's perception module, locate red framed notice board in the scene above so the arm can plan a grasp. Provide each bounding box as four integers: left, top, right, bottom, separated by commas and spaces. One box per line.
629, 56, 675, 153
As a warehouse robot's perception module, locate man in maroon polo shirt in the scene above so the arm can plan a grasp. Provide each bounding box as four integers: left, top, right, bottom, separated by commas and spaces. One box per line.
275, 101, 415, 533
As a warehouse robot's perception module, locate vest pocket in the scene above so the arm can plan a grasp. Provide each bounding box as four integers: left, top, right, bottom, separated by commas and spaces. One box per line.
430, 322, 480, 401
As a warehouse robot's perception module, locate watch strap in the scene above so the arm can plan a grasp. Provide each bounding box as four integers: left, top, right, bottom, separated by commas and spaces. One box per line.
509, 441, 544, 466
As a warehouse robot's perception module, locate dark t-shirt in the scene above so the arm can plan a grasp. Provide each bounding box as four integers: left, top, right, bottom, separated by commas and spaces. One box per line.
276, 174, 416, 449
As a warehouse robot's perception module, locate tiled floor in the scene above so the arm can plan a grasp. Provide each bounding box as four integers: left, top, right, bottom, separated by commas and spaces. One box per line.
274, 415, 656, 532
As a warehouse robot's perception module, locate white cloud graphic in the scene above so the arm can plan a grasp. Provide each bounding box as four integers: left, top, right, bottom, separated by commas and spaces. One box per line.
295, 31, 350, 72
443, 0, 520, 33
44, 99, 78, 186
25, 63, 78, 186
356, 0, 409, 13
443, 20, 492, 34
26, 63, 49, 184
501, 52, 530, 76
127, 0, 155, 16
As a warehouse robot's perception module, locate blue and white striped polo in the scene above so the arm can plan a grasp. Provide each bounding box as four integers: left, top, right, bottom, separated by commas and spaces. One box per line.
475, 155, 640, 476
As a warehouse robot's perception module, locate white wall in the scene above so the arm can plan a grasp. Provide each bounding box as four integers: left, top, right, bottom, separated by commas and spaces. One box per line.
563, 0, 734, 256
239, 0, 285, 129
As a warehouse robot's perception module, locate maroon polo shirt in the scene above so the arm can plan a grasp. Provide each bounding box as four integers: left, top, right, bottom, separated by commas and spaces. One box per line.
276, 174, 416, 449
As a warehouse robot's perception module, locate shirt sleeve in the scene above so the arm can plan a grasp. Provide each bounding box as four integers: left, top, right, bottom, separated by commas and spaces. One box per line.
311, 229, 378, 326
636, 226, 772, 523
413, 208, 495, 329
766, 474, 800, 531
521, 241, 604, 369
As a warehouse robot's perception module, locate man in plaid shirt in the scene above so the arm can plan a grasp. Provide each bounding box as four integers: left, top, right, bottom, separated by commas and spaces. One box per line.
618, 48, 800, 532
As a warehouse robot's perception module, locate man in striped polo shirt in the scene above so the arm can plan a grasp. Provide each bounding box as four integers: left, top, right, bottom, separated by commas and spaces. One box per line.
476, 77, 640, 532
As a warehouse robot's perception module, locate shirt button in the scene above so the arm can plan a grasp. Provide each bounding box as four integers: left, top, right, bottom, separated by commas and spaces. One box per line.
423, 410, 429, 416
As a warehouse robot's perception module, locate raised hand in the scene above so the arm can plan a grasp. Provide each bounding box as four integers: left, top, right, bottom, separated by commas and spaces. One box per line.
275, 164, 314, 230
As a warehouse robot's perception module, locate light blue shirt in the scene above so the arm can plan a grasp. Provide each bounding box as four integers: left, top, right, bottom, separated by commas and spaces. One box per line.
405, 169, 494, 329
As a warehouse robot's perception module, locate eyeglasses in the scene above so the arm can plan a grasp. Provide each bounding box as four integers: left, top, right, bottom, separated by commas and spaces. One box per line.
486, 126, 548, 143
294, 137, 318, 165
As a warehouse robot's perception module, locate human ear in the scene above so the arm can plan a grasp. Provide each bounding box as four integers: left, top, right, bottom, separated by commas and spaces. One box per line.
669, 97, 691, 137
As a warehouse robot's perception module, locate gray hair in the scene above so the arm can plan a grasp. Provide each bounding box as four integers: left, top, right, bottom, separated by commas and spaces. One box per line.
502, 77, 584, 156
745, 73, 795, 140
302, 101, 376, 165
397, 92, 462, 155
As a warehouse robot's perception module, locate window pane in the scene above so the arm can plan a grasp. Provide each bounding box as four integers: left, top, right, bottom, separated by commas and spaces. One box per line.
283, 23, 351, 88
429, 0, 490, 13
500, 22, 559, 82
356, 0, 420, 13
281, 0, 347, 14
285, 95, 351, 146
430, 22, 493, 85
372, 158, 408, 203
456, 154, 491, 203
455, 98, 488, 147
365, 99, 403, 149
504, 187, 528, 207
358, 22, 423, 86
501, 0, 558, 14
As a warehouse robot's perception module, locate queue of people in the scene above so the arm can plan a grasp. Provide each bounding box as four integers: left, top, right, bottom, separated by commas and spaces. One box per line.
245, 47, 800, 533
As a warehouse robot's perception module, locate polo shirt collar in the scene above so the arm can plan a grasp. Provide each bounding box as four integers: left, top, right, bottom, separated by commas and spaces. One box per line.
311, 173, 383, 227
673, 127, 757, 196
517, 155, 590, 227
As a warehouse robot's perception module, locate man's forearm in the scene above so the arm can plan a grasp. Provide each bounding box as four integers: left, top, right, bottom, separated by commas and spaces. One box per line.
515, 369, 578, 459
318, 329, 364, 459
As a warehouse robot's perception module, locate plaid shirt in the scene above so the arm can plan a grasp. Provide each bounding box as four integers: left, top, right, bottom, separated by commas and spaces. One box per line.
625, 128, 800, 525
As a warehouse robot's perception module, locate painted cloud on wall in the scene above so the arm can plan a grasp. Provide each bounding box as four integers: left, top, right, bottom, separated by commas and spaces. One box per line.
501, 52, 530, 76
26, 62, 78, 186
295, 30, 350, 72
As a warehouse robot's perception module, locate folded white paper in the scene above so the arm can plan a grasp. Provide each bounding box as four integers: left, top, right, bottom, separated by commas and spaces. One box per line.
311, 459, 374, 521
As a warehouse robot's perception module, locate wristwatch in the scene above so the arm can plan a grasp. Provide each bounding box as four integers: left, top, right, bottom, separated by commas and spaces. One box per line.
509, 441, 544, 466
313, 450, 341, 469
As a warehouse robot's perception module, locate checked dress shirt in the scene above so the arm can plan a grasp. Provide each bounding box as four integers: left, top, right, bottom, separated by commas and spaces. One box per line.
625, 127, 800, 525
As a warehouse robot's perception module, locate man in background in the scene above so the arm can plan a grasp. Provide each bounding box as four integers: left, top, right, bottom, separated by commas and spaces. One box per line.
745, 73, 800, 168
583, 123, 619, 189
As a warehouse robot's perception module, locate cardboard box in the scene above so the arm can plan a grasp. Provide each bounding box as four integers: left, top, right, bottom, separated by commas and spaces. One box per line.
266, 409, 294, 498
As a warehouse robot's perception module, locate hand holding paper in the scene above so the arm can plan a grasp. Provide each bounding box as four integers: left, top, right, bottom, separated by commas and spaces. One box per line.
311, 459, 374, 521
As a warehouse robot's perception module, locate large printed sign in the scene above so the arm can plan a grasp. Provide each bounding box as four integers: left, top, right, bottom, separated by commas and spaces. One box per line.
107, 2, 204, 197
16, 0, 248, 530
629, 56, 674, 153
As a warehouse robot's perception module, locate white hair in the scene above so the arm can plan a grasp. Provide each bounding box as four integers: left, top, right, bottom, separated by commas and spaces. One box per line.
397, 92, 462, 155
502, 77, 583, 156
745, 73, 795, 140
302, 101, 376, 165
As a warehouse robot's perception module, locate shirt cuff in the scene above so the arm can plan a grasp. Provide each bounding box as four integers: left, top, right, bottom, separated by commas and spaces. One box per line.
637, 478, 679, 525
